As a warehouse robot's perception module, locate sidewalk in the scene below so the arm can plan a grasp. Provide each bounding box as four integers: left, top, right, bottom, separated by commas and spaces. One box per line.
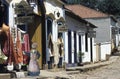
39, 55, 120, 79
66, 55, 119, 72
8, 55, 120, 79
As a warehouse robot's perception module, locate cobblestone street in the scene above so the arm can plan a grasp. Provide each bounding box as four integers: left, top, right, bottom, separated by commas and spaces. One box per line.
9, 55, 120, 79
68, 56, 120, 79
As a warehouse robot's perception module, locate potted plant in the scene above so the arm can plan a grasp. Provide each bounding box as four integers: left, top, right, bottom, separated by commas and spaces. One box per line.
78, 51, 84, 66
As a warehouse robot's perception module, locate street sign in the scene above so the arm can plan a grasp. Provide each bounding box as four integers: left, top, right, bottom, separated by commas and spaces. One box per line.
58, 25, 68, 32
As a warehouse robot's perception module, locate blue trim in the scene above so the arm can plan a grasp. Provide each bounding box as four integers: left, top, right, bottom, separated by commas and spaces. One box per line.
68, 30, 72, 63
1, 0, 9, 6
74, 32, 77, 63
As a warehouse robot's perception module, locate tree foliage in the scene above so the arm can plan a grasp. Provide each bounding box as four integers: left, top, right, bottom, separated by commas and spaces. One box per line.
64, 0, 120, 16
97, 0, 120, 16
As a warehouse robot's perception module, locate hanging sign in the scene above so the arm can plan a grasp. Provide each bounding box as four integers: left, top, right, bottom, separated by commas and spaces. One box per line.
58, 25, 68, 32
87, 30, 96, 38
112, 27, 119, 34
14, 7, 33, 15
15, 16, 34, 25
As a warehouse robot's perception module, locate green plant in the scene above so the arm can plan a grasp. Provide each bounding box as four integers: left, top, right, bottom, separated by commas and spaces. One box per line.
78, 51, 84, 58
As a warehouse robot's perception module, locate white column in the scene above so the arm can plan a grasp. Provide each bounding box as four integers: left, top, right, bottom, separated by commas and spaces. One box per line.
64, 32, 68, 63
71, 31, 74, 63
76, 34, 79, 62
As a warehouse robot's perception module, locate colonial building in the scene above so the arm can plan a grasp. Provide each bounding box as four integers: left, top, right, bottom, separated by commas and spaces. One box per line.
66, 5, 119, 61
64, 8, 97, 67
44, 0, 66, 69
8, 0, 44, 69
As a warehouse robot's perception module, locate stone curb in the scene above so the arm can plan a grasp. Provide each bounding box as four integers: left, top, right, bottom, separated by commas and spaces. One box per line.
66, 56, 119, 72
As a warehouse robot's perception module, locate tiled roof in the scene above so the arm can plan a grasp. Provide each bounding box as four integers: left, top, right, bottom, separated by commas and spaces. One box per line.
65, 5, 109, 18
65, 9, 97, 28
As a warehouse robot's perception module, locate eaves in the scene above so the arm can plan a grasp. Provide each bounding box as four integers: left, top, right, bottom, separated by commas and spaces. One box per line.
65, 9, 97, 28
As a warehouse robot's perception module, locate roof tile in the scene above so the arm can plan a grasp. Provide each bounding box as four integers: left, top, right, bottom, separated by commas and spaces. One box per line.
65, 5, 109, 18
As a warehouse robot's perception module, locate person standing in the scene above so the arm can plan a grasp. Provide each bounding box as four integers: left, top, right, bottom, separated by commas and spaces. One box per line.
28, 42, 40, 76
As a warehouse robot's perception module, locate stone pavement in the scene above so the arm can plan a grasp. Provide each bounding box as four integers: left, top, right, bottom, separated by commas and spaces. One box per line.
2, 54, 119, 79
66, 54, 119, 72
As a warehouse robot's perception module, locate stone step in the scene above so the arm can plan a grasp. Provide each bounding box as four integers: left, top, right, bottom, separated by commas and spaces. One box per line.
66, 70, 80, 75
0, 73, 11, 79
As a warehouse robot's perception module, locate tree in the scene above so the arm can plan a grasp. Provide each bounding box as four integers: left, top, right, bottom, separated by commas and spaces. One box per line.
97, 0, 120, 16
63, 0, 120, 16
63, 0, 98, 8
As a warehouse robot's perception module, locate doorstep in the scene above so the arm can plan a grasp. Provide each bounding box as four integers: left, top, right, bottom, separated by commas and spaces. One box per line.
0, 73, 11, 79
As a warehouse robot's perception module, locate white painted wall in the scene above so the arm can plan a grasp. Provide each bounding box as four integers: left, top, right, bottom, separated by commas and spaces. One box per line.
93, 43, 97, 62
116, 34, 120, 47
44, 1, 64, 42
100, 42, 111, 60
76, 34, 79, 62
63, 32, 68, 63
82, 37, 91, 63
44, 1, 65, 63
64, 15, 96, 64
94, 42, 111, 61
9, 0, 16, 27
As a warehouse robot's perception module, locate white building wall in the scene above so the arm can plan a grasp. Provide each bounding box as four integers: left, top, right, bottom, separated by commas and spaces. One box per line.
63, 32, 68, 63
92, 39, 97, 62
71, 31, 74, 63
76, 34, 79, 62
118, 34, 120, 45
52, 20, 58, 41
116, 34, 119, 47
44, 1, 65, 64
44, 1, 64, 42
81, 35, 85, 62
101, 43, 111, 60
9, 0, 19, 28
9, 3, 14, 27
86, 18, 113, 62
83, 37, 91, 63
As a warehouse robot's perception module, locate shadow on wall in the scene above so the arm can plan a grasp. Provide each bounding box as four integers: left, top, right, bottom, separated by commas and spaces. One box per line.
27, 14, 42, 45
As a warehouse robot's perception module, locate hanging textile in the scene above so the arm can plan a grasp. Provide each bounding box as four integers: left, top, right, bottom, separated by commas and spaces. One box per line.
0, 24, 10, 64
7, 31, 14, 65
2, 30, 10, 64
23, 34, 30, 52
2, 23, 10, 32
57, 37, 64, 57
0, 44, 8, 64
16, 31, 23, 63
10, 27, 19, 64
53, 42, 59, 65
48, 33, 54, 56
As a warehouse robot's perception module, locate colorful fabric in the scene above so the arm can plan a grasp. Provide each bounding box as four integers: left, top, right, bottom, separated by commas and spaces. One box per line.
23, 34, 30, 52
57, 37, 64, 57
0, 30, 10, 64
16, 31, 23, 63
48, 34, 54, 55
